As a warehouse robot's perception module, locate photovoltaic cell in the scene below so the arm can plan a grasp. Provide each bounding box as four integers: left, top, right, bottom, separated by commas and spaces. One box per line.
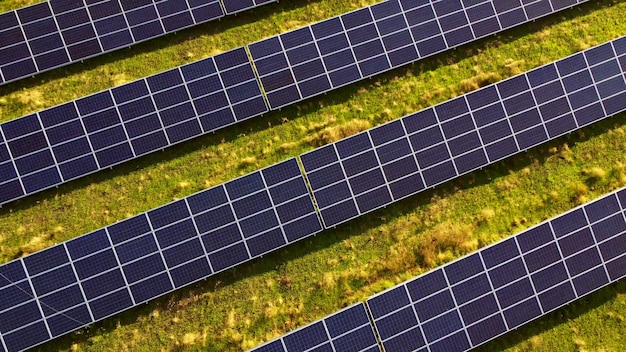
248, 303, 381, 352
0, 158, 321, 351
300, 35, 626, 227
0, 0, 278, 85
0, 0, 590, 207
367, 188, 626, 352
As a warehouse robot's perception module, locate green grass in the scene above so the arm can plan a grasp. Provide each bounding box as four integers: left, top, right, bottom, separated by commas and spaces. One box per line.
0, 0, 625, 351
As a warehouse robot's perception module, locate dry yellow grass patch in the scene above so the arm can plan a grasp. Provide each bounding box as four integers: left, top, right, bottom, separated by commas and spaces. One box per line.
21, 233, 53, 255
307, 119, 371, 146
182, 332, 200, 346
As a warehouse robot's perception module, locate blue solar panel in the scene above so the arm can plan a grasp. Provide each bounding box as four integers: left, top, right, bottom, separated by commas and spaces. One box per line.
0, 0, 278, 85
0, 46, 268, 206
367, 188, 626, 351
300, 34, 626, 227
0, 158, 321, 351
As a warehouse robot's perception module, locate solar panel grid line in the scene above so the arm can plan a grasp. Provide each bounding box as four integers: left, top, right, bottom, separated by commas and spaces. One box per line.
439, 260, 473, 349
304, 24, 336, 101
319, 320, 338, 352
182, 195, 217, 274
462, 94, 492, 168
580, 47, 610, 120
0, 160, 314, 350
56, 0, 95, 63
509, 231, 545, 317
61, 242, 96, 323
521, 72, 553, 150
0, 37, 620, 348
191, 61, 237, 131
364, 130, 395, 215
332, 132, 387, 224
116, 0, 140, 43
17, 259, 53, 341
545, 218, 578, 297
0, 46, 269, 205
249, 1, 412, 109
222, 182, 265, 261
547, 61, 581, 132
397, 113, 430, 193
141, 211, 177, 303
32, 103, 64, 185
102, 226, 137, 307
430, 101, 462, 176
364, 188, 626, 352
13, 3, 42, 73
336, 8, 365, 80
475, 247, 509, 332
365, 5, 394, 74
569, 208, 611, 295
0, 126, 28, 199
259, 168, 292, 246
102, 89, 139, 157
142, 75, 174, 148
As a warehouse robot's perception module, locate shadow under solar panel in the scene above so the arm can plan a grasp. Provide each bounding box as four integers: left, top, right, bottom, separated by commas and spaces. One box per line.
0, 0, 278, 86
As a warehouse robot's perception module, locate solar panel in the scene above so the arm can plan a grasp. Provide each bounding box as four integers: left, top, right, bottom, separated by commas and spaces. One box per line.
0, 0, 277, 85
0, 0, 588, 207
367, 188, 626, 352
248, 0, 588, 109
300, 35, 626, 228
0, 46, 268, 205
249, 303, 381, 352
0, 158, 322, 352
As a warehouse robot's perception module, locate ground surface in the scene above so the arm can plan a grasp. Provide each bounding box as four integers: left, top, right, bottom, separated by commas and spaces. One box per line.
0, 0, 625, 351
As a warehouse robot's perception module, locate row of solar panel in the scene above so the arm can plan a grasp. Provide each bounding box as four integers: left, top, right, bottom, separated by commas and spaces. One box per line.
0, 36, 624, 352
250, 188, 626, 352
0, 46, 269, 205
0, 158, 324, 352
249, 0, 588, 109
0, 0, 589, 207
0, 0, 276, 85
301, 36, 626, 227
